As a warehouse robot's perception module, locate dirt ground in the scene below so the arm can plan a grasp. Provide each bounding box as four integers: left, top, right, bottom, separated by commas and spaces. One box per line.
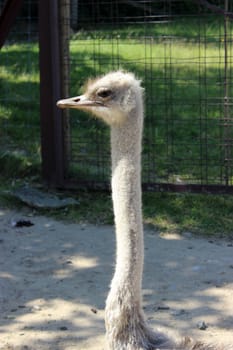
0, 208, 232, 350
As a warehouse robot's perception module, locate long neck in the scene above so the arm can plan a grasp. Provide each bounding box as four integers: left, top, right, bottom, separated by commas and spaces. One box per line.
110, 108, 144, 303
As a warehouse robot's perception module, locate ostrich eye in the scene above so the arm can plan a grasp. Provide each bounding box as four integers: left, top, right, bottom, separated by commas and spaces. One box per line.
97, 88, 112, 99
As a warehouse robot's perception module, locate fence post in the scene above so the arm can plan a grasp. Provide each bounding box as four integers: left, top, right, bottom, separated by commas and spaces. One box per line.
0, 0, 24, 49
39, 0, 65, 187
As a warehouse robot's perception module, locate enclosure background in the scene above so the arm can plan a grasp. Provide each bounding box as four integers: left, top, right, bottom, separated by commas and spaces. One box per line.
0, 1, 233, 192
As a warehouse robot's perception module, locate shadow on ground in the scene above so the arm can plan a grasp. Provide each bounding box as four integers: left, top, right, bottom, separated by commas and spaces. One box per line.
0, 209, 232, 349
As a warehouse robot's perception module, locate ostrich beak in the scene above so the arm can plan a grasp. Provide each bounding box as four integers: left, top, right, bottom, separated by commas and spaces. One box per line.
57, 95, 103, 109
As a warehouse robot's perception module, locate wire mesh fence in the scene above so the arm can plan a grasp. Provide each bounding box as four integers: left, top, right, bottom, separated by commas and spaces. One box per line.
66, 0, 233, 191
0, 1, 233, 192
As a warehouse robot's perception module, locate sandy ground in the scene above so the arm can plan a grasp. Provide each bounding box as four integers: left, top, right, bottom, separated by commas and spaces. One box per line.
0, 208, 233, 350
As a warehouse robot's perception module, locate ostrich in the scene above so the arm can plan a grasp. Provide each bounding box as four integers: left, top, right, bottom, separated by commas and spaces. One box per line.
57, 71, 229, 350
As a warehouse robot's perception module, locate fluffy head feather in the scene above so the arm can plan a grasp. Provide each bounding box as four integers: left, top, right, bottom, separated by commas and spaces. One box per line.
57, 70, 144, 126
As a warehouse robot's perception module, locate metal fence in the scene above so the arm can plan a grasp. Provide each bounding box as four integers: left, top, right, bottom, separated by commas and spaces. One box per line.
66, 0, 233, 192
1, 1, 233, 193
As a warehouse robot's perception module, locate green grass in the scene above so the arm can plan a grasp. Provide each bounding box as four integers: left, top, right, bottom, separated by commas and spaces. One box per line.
1, 175, 233, 238
72, 15, 228, 41
59, 191, 233, 238
143, 192, 233, 237
1, 17, 233, 238
69, 33, 233, 185
0, 42, 40, 178
66, 17, 233, 188
1, 17, 232, 183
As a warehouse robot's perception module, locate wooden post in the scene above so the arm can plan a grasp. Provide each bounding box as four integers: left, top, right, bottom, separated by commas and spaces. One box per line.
39, 0, 65, 187
0, 0, 24, 49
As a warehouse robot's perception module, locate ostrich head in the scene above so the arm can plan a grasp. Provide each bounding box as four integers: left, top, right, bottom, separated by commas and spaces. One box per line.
57, 71, 143, 126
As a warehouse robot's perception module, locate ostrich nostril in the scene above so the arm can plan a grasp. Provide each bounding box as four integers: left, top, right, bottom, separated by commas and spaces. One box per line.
73, 97, 80, 102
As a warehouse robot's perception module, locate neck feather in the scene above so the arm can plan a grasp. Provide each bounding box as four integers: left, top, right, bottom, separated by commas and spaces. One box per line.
110, 110, 144, 300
